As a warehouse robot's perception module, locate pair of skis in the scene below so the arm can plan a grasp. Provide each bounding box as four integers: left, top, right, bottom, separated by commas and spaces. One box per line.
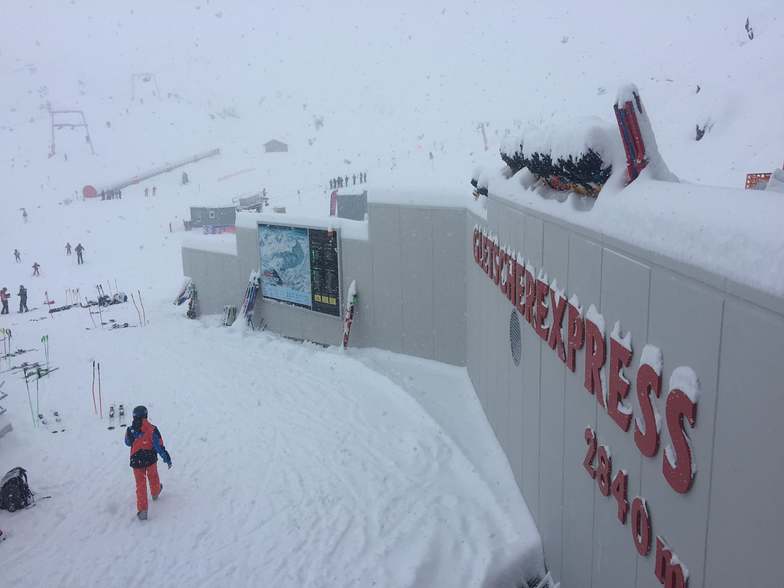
342, 280, 358, 349
107, 403, 126, 430
238, 271, 261, 327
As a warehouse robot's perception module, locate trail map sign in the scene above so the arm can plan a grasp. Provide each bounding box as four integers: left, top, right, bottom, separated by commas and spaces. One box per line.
258, 223, 341, 316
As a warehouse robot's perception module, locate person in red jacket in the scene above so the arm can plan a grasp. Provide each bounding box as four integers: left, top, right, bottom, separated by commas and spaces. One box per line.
124, 406, 172, 520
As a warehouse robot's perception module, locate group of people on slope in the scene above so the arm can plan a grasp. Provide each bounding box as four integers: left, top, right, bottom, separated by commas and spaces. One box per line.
64, 242, 86, 264
11, 243, 85, 278
0, 285, 28, 314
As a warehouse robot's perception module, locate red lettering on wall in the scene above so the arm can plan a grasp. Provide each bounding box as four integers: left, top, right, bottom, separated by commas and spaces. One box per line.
611, 469, 629, 524
493, 243, 502, 286
630, 497, 652, 556
634, 363, 662, 458
566, 302, 584, 372
514, 260, 526, 314
499, 250, 509, 297
482, 235, 490, 275
608, 337, 633, 432
524, 267, 536, 325
473, 229, 482, 263
547, 289, 567, 362
534, 278, 550, 342
583, 427, 597, 479
655, 537, 688, 587
506, 255, 516, 304
584, 318, 606, 407
663, 389, 698, 494
597, 445, 612, 496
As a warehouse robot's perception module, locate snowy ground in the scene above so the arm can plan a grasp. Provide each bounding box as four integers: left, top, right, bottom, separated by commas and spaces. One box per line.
0, 189, 541, 586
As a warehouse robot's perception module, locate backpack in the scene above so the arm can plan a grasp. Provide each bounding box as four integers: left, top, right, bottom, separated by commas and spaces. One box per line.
0, 467, 34, 512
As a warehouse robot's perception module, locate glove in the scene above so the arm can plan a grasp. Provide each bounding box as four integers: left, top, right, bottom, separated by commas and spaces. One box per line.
167, 462, 173, 469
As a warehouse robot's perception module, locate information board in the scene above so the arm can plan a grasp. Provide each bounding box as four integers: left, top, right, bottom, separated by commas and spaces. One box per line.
258, 223, 340, 316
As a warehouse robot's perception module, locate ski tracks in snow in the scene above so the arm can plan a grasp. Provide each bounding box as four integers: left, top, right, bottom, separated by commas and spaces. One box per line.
1, 309, 530, 587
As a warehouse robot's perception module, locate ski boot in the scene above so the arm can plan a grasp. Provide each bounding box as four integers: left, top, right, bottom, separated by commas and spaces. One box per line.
137, 511, 147, 521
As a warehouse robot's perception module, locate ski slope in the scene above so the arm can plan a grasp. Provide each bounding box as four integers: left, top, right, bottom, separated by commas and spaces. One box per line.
0, 185, 542, 586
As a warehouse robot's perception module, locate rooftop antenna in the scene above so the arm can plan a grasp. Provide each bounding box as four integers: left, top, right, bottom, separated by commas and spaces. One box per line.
48, 105, 96, 158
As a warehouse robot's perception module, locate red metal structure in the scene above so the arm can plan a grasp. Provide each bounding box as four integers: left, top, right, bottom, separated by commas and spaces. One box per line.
614, 91, 647, 183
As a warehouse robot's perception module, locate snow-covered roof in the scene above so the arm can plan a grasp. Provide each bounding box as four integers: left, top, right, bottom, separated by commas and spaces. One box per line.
235, 210, 368, 241
483, 166, 784, 299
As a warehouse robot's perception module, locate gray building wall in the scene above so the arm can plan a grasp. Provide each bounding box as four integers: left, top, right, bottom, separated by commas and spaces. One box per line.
466, 195, 784, 588
182, 192, 784, 587
181, 203, 466, 365
189, 206, 236, 228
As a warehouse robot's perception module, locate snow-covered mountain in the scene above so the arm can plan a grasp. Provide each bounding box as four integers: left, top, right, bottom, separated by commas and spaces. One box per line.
1, 0, 782, 218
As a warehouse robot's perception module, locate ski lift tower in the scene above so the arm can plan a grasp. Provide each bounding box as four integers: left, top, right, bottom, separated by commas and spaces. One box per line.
48, 107, 96, 158
131, 72, 161, 101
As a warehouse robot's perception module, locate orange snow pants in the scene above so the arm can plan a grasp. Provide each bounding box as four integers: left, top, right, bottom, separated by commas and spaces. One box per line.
133, 463, 161, 513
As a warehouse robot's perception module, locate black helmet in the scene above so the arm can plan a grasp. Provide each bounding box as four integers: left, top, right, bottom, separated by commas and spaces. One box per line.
132, 405, 148, 419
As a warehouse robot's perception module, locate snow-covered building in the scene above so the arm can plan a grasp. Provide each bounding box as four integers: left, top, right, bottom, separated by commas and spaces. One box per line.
263, 139, 288, 153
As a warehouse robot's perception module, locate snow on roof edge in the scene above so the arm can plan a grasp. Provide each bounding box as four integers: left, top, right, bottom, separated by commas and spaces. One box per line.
235, 210, 368, 240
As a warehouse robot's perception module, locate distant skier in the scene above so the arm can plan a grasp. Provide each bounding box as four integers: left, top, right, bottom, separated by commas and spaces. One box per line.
65, 242, 72, 255
13, 249, 20, 263
144, 187, 149, 197
124, 406, 173, 521
352, 174, 356, 185
0, 287, 9, 314
32, 262, 40, 277
344, 175, 349, 186
181, 172, 189, 185
75, 243, 85, 265
152, 186, 157, 196
21, 209, 27, 223
17, 285, 28, 313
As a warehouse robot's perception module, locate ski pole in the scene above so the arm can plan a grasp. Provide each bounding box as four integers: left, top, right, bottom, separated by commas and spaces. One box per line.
97, 362, 103, 418
24, 368, 35, 427
91, 360, 97, 415
138, 290, 147, 325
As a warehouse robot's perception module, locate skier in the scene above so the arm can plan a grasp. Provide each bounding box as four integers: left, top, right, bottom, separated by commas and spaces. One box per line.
75, 243, 85, 265
32, 262, 40, 277
0, 287, 9, 314
13, 249, 20, 263
352, 174, 356, 185
21, 209, 27, 223
144, 187, 149, 197
152, 186, 157, 196
125, 405, 172, 521
17, 285, 29, 313
65, 242, 72, 255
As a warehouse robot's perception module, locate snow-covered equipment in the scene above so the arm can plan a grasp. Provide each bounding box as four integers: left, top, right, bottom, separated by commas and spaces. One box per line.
613, 85, 677, 184
499, 118, 618, 197
0, 467, 33, 512
238, 271, 261, 328
186, 283, 198, 319
222, 305, 237, 326
174, 278, 193, 306
342, 281, 358, 349
174, 278, 198, 319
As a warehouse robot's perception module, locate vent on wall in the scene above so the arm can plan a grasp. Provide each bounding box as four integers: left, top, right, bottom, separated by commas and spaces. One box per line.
510, 310, 522, 366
